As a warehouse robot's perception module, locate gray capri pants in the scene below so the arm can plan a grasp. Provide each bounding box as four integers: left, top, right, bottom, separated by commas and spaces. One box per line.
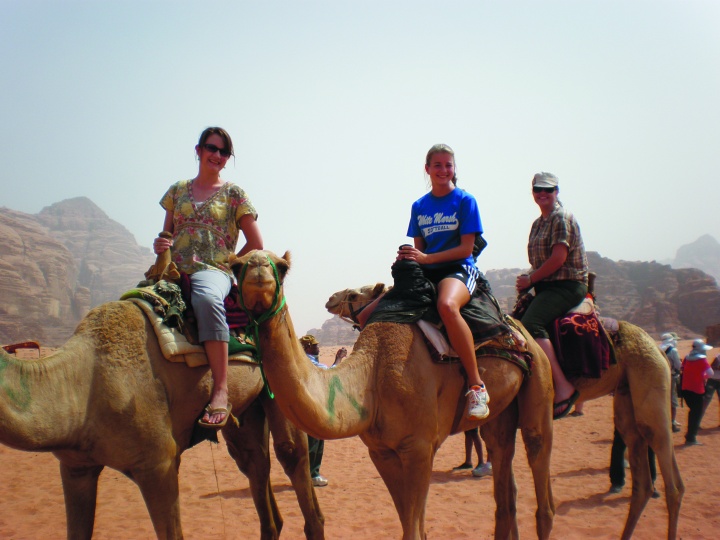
190, 269, 232, 343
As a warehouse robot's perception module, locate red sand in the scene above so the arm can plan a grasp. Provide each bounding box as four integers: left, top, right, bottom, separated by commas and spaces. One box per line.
1, 343, 719, 539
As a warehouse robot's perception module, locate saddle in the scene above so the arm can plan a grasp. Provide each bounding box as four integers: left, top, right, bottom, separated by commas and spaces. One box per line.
120, 281, 257, 368
367, 259, 533, 375
512, 273, 616, 380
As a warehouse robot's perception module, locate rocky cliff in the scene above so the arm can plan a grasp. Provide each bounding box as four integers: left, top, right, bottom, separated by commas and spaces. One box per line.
484, 251, 720, 339
2, 198, 718, 346
0, 198, 154, 345
309, 251, 720, 345
306, 315, 359, 347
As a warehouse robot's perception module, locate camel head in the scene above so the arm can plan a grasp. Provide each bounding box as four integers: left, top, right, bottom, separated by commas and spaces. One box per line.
231, 250, 291, 316
325, 283, 388, 325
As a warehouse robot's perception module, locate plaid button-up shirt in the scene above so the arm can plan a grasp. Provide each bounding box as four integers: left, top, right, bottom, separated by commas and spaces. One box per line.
528, 205, 588, 284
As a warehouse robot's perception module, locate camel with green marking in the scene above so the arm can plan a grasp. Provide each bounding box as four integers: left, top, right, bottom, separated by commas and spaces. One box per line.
0, 299, 324, 539
326, 282, 685, 540
233, 249, 556, 540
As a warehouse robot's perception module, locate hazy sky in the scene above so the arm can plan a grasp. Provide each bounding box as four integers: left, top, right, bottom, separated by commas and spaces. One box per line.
2, 1, 719, 335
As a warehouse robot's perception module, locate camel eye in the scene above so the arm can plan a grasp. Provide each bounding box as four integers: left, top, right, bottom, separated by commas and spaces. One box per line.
348, 294, 357, 302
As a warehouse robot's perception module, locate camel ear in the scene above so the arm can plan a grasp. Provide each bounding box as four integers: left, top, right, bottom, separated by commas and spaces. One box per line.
373, 283, 386, 298
271, 250, 291, 281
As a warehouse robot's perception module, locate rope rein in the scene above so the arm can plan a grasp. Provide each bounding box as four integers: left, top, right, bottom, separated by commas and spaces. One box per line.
209, 442, 227, 537
237, 255, 286, 399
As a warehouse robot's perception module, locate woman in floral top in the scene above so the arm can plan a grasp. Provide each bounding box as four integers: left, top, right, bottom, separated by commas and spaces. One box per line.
153, 127, 263, 428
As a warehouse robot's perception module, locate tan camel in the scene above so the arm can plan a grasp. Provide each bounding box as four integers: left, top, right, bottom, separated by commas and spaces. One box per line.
0, 300, 324, 540
233, 250, 556, 540
327, 283, 685, 540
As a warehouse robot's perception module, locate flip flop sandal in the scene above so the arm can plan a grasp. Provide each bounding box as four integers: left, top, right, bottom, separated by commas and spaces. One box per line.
553, 390, 580, 420
197, 402, 233, 429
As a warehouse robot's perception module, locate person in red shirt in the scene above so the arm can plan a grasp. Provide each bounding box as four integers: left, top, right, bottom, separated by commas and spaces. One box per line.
681, 339, 714, 445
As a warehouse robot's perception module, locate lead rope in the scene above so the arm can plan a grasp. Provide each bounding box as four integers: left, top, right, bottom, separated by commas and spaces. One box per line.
209, 441, 228, 538
237, 255, 286, 399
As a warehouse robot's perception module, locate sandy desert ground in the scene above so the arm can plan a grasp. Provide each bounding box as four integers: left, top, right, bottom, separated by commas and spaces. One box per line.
1, 342, 719, 539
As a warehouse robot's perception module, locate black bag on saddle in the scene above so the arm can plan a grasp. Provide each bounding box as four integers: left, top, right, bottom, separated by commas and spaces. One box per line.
368, 259, 509, 344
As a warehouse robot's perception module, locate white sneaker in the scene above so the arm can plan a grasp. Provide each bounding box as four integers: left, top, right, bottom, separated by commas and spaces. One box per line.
312, 475, 328, 487
472, 462, 493, 478
466, 385, 490, 419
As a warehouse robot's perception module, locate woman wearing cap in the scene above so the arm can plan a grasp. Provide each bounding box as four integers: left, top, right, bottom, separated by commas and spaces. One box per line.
153, 126, 263, 428
515, 172, 588, 420
681, 339, 714, 445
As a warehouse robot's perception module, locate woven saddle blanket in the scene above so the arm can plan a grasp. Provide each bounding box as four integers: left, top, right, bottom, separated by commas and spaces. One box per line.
121, 282, 257, 368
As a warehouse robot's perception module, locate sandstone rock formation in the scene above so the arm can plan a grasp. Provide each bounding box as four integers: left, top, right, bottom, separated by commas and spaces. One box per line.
484, 251, 720, 339
0, 198, 153, 346
306, 315, 359, 347
2, 198, 718, 346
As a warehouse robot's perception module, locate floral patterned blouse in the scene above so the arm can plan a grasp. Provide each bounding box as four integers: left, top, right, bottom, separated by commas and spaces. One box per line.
160, 179, 257, 276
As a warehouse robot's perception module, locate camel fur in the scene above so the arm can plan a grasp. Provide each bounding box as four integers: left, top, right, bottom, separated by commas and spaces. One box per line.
0, 299, 324, 540
234, 250, 556, 540
327, 282, 685, 540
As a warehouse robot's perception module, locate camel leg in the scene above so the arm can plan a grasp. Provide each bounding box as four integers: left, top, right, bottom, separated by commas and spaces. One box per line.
516, 378, 555, 538
224, 398, 284, 540
618, 379, 684, 539
482, 403, 520, 540
655, 439, 684, 540
59, 462, 104, 540
261, 393, 325, 540
131, 458, 183, 540
367, 438, 434, 540
614, 390, 654, 540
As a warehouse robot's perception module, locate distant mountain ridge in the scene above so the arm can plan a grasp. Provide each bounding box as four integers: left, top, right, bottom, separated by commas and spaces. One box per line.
1, 197, 718, 346
671, 234, 720, 284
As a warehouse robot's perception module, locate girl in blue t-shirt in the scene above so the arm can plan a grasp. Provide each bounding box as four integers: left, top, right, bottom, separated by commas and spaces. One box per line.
398, 144, 490, 420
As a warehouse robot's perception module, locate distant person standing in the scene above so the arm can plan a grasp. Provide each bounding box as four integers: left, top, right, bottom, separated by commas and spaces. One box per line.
452, 428, 492, 477
660, 332, 683, 432
608, 428, 659, 498
702, 352, 720, 426
299, 334, 346, 487
681, 339, 714, 446
569, 401, 585, 417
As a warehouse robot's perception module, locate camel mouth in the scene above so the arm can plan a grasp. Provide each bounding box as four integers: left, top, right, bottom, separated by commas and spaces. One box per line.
325, 297, 341, 313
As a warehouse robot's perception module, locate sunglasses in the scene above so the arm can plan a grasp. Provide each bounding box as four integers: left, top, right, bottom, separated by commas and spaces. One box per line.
532, 186, 556, 194
202, 143, 231, 158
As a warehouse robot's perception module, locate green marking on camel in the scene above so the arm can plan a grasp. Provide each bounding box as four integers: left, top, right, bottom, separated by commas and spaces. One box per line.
327, 375, 367, 420
0, 353, 32, 411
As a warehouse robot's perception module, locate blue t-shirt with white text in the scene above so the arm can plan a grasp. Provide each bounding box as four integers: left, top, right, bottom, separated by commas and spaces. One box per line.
406, 188, 483, 269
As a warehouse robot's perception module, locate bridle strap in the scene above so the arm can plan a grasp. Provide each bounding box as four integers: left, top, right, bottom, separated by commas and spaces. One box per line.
237, 255, 286, 399
337, 298, 368, 331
